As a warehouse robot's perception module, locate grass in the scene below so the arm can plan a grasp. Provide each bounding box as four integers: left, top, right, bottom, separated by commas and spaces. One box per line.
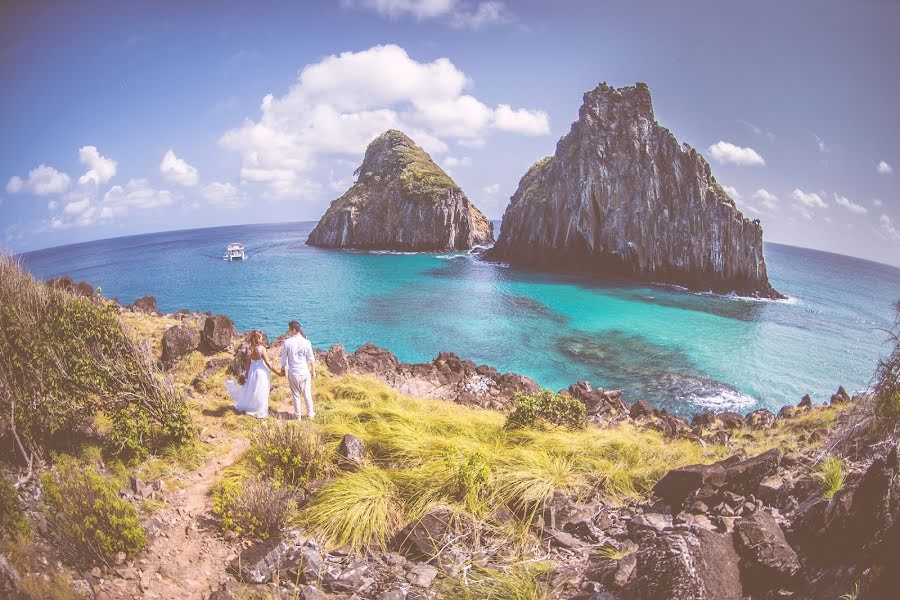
839, 583, 860, 600
594, 545, 634, 561
814, 456, 847, 499
739, 404, 845, 456
441, 561, 554, 600
287, 374, 728, 550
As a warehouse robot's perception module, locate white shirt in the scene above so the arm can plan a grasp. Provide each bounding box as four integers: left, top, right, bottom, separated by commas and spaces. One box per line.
280, 334, 315, 376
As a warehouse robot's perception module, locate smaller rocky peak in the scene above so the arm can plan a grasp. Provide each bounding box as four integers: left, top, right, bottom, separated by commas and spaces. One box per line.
580, 81, 655, 122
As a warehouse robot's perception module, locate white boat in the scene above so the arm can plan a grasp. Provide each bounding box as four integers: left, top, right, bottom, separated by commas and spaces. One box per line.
226, 243, 245, 261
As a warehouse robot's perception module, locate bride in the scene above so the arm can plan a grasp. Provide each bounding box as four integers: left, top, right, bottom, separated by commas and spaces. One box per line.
226, 329, 281, 418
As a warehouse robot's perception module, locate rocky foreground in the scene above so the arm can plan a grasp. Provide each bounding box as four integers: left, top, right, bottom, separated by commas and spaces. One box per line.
486, 83, 782, 299
3, 286, 897, 600
307, 130, 494, 252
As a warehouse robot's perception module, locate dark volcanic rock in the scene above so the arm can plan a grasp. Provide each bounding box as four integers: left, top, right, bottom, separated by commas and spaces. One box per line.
161, 324, 200, 367
337, 434, 365, 466
201, 314, 236, 353
323, 343, 350, 376
130, 295, 158, 313
620, 529, 742, 600
653, 463, 727, 509
485, 82, 782, 298
733, 511, 800, 592
724, 449, 781, 495
395, 505, 473, 561
307, 129, 493, 251
47, 275, 95, 297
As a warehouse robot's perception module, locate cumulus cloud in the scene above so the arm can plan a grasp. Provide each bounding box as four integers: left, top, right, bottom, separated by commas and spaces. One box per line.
201, 182, 245, 209
873, 199, 884, 208
6, 165, 71, 196
833, 193, 868, 215
752, 188, 779, 211
77, 146, 117, 185
878, 160, 893, 175
707, 141, 765, 166
722, 185, 742, 200
220, 44, 549, 198
880, 214, 900, 241
443, 156, 471, 170
482, 183, 500, 195
789, 188, 827, 220
51, 179, 174, 229
160, 150, 199, 186
349, 0, 512, 28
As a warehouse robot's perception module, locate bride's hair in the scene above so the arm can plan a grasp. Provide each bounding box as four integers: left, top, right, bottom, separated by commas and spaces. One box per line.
248, 329, 265, 349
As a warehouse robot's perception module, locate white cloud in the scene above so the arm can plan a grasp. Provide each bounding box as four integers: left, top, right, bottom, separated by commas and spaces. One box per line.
47, 200, 58, 210
50, 179, 174, 229
483, 183, 500, 195
752, 188, 779, 211
873, 199, 884, 208
722, 185, 741, 200
201, 182, 245, 209
789, 188, 827, 220
450, 1, 513, 28
160, 150, 199, 186
833, 193, 868, 215
350, 0, 512, 28
6, 165, 71, 196
877, 160, 893, 175
220, 44, 549, 198
813, 133, 830, 153
790, 188, 827, 208
738, 120, 775, 141
77, 146, 117, 185
443, 156, 471, 169
879, 214, 900, 241
707, 141, 765, 166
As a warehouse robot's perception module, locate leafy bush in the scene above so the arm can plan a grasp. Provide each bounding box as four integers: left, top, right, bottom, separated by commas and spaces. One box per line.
248, 420, 333, 487
41, 456, 146, 566
874, 300, 900, 426
0, 254, 193, 462
504, 390, 586, 430
814, 456, 847, 499
212, 476, 297, 541
0, 474, 29, 539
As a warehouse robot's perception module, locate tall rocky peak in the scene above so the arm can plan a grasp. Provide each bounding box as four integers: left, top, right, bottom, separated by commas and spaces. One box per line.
487, 82, 782, 298
307, 130, 494, 251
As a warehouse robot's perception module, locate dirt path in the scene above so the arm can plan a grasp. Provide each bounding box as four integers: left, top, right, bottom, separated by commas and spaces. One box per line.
96, 438, 250, 600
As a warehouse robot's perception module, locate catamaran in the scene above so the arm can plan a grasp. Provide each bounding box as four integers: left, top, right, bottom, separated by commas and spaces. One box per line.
226, 243, 245, 261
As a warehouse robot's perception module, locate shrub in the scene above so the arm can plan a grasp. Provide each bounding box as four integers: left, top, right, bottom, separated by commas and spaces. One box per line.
873, 300, 900, 426
504, 390, 586, 430
212, 476, 297, 541
0, 254, 193, 463
0, 474, 29, 539
41, 456, 146, 566
248, 420, 333, 487
814, 456, 847, 499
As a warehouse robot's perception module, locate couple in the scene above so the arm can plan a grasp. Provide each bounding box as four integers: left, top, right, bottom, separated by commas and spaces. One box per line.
226, 320, 316, 420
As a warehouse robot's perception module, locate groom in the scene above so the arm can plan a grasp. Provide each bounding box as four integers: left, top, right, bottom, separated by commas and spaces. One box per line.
279, 320, 316, 420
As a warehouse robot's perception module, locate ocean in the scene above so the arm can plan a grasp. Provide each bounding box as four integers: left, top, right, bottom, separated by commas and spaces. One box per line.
19, 221, 900, 416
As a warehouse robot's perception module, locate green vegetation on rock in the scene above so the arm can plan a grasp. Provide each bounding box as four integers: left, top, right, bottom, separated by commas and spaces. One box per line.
504, 389, 587, 430
0, 474, 29, 540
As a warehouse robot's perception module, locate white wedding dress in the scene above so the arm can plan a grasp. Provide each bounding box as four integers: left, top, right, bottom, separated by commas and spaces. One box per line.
226, 347, 270, 419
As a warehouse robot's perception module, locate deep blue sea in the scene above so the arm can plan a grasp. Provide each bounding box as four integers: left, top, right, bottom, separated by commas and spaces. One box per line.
19, 222, 900, 416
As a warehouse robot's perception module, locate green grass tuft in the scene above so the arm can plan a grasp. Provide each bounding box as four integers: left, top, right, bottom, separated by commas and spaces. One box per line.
814, 455, 847, 499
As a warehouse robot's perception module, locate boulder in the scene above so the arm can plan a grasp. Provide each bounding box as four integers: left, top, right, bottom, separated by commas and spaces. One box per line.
691, 411, 717, 428
161, 324, 200, 367
201, 314, 236, 353
798, 394, 813, 408
229, 537, 297, 584
630, 400, 655, 419
395, 506, 473, 561
830, 386, 851, 404
406, 564, 438, 588
733, 511, 799, 592
724, 449, 781, 495
653, 463, 727, 509
336, 434, 365, 466
351, 343, 400, 375
620, 529, 743, 600
745, 408, 775, 430
130, 295, 158, 313
717, 412, 745, 429
324, 344, 350, 376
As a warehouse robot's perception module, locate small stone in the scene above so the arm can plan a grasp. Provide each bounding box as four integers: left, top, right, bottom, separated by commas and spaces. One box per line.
406, 564, 438, 587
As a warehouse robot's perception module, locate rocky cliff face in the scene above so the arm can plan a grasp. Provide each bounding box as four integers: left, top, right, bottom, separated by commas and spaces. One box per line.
307, 130, 493, 251
486, 82, 782, 298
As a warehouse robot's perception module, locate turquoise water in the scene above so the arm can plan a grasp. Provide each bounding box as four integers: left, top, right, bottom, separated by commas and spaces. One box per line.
20, 222, 900, 415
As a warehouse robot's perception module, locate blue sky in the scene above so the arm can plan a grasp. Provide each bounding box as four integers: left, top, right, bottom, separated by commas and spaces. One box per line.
1, 0, 898, 265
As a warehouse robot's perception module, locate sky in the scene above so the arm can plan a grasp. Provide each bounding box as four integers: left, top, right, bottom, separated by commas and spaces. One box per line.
0, 0, 898, 266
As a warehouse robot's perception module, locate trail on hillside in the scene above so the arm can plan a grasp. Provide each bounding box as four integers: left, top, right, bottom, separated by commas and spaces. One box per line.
98, 439, 249, 600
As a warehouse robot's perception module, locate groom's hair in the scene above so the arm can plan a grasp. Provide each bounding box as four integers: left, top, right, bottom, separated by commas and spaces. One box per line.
288, 320, 301, 332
